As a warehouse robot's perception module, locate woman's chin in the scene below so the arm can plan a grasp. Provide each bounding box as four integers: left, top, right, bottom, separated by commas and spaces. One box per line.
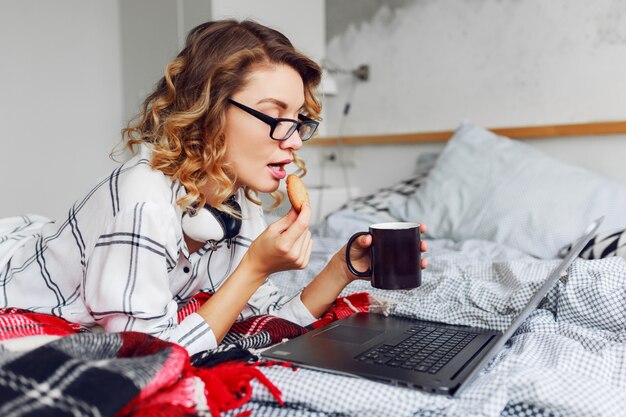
246, 181, 281, 194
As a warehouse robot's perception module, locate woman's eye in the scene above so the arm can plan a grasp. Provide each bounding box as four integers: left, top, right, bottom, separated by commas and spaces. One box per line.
264, 108, 281, 118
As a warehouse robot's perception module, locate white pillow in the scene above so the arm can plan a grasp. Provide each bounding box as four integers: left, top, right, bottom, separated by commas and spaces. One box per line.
389, 121, 626, 258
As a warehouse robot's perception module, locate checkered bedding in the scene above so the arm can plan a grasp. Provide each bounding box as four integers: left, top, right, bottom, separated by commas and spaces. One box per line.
1, 206, 624, 416
261, 233, 626, 417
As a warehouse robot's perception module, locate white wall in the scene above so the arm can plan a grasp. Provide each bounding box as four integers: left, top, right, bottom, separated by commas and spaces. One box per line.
120, 0, 212, 123
3, 1, 624, 221
0, 0, 327, 221
119, 0, 326, 133
120, 0, 180, 124
324, 0, 626, 135
0, 1, 123, 220
307, 0, 626, 198
211, 0, 325, 63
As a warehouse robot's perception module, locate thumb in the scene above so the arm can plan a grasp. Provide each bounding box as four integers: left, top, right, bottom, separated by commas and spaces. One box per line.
344, 234, 372, 262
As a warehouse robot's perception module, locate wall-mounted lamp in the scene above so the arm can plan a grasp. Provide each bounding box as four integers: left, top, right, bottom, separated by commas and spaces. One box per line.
350, 64, 370, 81
326, 64, 370, 81
319, 68, 339, 96
319, 63, 370, 96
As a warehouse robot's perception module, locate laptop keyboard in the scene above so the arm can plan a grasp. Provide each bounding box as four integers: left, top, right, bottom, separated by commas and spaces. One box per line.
355, 325, 477, 374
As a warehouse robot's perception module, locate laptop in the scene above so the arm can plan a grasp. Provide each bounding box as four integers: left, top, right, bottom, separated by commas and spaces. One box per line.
262, 217, 603, 396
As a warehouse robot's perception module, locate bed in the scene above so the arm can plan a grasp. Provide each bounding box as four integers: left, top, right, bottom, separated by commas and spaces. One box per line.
1, 121, 625, 417
245, 121, 626, 416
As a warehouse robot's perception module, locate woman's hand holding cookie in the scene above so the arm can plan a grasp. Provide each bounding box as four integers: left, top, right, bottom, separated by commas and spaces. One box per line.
242, 174, 313, 277
245, 201, 312, 276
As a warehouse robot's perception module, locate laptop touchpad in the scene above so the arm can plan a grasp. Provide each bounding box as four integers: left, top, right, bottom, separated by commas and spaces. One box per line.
314, 325, 383, 344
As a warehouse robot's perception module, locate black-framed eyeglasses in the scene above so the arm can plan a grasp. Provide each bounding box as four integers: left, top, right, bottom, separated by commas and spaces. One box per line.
228, 98, 319, 141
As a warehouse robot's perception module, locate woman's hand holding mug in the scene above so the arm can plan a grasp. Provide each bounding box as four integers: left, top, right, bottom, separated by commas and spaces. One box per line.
345, 222, 427, 290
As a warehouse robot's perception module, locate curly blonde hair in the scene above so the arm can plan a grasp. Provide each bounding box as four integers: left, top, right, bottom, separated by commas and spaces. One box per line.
121, 20, 321, 216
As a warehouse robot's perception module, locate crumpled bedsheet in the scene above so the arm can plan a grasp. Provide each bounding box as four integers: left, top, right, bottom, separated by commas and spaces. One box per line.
261, 237, 626, 417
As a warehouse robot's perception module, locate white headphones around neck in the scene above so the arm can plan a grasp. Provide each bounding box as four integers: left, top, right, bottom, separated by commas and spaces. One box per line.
181, 197, 242, 244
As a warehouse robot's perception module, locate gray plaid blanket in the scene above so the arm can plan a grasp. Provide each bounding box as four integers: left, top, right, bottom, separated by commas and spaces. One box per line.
259, 237, 626, 417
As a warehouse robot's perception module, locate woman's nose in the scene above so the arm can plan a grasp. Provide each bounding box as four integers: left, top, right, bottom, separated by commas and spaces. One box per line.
280, 130, 303, 151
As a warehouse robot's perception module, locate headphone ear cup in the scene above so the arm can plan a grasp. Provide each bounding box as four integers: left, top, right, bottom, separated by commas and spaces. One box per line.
181, 208, 226, 243
181, 198, 242, 244
218, 200, 242, 240
205, 201, 242, 240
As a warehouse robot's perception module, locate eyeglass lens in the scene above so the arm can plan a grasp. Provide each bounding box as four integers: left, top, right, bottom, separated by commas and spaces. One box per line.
273, 120, 317, 140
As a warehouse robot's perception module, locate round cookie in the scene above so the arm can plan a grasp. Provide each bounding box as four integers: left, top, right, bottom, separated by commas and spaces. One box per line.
286, 174, 309, 213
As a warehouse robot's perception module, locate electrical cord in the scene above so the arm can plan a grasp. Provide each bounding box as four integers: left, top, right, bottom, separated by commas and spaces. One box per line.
315, 76, 358, 224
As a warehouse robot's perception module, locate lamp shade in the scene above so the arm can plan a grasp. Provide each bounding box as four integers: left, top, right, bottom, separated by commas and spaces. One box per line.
318, 68, 339, 96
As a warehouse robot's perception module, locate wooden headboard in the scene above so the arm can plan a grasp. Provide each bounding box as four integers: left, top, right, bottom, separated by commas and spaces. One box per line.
312, 120, 626, 146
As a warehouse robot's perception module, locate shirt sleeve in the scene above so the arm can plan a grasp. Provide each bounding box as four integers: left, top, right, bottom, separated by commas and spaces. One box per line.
83, 202, 217, 355
242, 279, 317, 326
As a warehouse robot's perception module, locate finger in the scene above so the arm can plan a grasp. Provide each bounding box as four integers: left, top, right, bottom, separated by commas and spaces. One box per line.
281, 203, 311, 241
420, 241, 428, 252
270, 208, 298, 232
421, 258, 428, 269
354, 234, 372, 249
289, 228, 310, 262
303, 236, 313, 265
419, 223, 427, 234
294, 231, 311, 268
298, 234, 314, 268
343, 234, 371, 264
296, 230, 312, 260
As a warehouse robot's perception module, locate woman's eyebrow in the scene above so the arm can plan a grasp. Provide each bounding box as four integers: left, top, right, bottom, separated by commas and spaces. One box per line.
256, 98, 306, 112
256, 98, 288, 109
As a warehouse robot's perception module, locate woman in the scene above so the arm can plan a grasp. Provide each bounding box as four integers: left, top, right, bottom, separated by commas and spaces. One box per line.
0, 20, 427, 355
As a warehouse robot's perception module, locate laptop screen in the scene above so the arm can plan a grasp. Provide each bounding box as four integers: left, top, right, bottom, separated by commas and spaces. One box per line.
501, 216, 603, 340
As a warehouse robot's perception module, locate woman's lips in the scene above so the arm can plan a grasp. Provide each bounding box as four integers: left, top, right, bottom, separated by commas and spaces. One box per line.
267, 159, 292, 180
268, 163, 287, 180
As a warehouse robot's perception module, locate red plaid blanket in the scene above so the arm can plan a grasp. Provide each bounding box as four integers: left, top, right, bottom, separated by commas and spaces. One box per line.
0, 292, 370, 417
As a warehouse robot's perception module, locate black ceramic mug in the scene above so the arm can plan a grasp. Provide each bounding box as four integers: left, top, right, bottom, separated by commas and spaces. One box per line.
345, 222, 421, 290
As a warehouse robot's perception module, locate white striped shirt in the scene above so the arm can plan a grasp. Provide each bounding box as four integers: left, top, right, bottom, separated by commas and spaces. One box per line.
0, 145, 315, 355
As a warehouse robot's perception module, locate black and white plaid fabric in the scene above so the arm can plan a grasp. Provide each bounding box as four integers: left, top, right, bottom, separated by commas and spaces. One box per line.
0, 145, 315, 356
336, 174, 428, 217
261, 239, 626, 417
331, 170, 430, 220
308, 165, 432, 241
0, 332, 175, 417
559, 228, 626, 261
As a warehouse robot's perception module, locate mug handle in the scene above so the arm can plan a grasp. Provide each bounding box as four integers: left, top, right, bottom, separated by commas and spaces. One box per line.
345, 231, 372, 278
